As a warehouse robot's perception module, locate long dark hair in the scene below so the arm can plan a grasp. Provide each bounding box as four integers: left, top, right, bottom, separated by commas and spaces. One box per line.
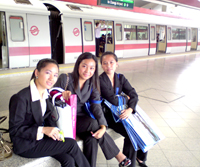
100, 51, 118, 64
31, 58, 59, 80
72, 52, 100, 93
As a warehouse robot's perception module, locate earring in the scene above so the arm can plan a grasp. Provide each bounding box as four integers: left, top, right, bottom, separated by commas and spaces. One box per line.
36, 76, 38, 79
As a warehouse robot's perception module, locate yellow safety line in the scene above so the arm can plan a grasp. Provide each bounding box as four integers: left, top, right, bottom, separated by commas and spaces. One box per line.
0, 51, 200, 77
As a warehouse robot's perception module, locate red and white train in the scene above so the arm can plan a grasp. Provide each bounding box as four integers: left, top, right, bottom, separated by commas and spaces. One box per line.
0, 0, 200, 68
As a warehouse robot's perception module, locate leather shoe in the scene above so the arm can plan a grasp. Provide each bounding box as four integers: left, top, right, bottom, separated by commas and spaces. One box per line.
136, 159, 148, 167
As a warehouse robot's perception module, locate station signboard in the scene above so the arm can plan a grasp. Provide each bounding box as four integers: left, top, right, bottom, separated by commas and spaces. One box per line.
97, 0, 134, 10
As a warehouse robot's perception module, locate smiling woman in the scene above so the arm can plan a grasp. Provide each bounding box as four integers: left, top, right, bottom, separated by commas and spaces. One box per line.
9, 58, 90, 167
54, 52, 132, 167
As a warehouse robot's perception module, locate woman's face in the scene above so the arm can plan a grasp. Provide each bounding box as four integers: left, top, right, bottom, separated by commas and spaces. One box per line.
78, 58, 96, 81
35, 63, 59, 90
101, 54, 118, 75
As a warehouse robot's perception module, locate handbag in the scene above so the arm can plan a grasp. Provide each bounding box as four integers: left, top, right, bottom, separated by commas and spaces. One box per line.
49, 73, 77, 140
0, 116, 12, 161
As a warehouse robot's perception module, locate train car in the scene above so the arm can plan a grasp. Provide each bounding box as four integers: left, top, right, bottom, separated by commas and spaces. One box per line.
0, 0, 51, 68
0, 0, 200, 69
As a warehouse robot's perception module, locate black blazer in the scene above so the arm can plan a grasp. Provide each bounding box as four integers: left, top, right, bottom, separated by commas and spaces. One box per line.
99, 72, 138, 112
54, 73, 107, 126
9, 86, 56, 154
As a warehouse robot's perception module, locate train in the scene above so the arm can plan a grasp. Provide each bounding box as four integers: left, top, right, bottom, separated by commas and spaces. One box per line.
0, 0, 200, 69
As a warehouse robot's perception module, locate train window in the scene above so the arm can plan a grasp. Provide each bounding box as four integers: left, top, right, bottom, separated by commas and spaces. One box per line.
137, 26, 148, 40
172, 28, 186, 40
9, 16, 25, 41
84, 21, 93, 41
168, 27, 171, 40
116, 24, 122, 41
14, 0, 32, 5
151, 26, 155, 40
124, 25, 136, 40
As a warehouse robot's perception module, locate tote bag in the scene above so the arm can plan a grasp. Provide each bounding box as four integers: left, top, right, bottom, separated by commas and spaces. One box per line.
50, 87, 77, 140
104, 96, 165, 152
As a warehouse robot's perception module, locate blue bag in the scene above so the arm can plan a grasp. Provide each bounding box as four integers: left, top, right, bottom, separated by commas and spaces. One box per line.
102, 73, 165, 152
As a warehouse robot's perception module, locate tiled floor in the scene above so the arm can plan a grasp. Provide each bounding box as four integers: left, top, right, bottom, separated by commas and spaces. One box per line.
1, 51, 200, 167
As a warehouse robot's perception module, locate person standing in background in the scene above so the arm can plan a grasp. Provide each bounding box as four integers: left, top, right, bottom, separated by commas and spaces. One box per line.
95, 20, 105, 57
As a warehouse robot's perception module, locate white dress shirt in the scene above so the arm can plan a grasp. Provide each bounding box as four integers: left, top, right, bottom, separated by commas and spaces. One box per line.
95, 23, 106, 38
30, 79, 49, 140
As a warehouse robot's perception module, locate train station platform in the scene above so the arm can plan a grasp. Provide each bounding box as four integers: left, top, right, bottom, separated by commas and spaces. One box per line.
1, 51, 200, 167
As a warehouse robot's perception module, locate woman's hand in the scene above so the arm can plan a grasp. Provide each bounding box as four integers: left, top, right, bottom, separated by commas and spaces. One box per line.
91, 125, 106, 139
62, 90, 71, 101
126, 95, 130, 100
119, 108, 133, 120
42, 127, 62, 141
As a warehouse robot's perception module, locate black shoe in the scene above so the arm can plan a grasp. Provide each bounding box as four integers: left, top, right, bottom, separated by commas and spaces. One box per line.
136, 159, 148, 167
119, 158, 131, 167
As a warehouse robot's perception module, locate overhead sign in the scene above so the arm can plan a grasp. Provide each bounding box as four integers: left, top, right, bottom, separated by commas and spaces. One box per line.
98, 0, 134, 9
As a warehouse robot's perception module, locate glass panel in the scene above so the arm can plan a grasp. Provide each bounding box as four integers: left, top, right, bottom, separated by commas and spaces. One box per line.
107, 24, 113, 44
10, 16, 25, 41
192, 28, 197, 42
172, 28, 186, 40
137, 26, 148, 40
167, 27, 171, 40
172, 28, 179, 40
179, 29, 186, 39
124, 24, 136, 40
151, 26, 155, 40
84, 21, 93, 41
188, 29, 191, 40
116, 23, 122, 41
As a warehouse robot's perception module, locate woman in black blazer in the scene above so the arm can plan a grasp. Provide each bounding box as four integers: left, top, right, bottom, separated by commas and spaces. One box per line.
54, 52, 131, 167
9, 59, 90, 167
99, 52, 148, 167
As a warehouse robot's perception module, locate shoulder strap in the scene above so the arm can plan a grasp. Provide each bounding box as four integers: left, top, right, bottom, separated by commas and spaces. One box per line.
89, 86, 102, 103
116, 73, 120, 95
65, 73, 69, 91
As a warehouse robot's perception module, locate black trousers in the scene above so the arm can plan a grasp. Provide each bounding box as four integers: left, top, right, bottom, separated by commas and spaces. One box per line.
104, 111, 148, 167
19, 137, 90, 167
76, 115, 120, 167
95, 38, 100, 57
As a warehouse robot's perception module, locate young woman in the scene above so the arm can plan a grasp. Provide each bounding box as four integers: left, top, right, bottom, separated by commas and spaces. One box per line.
99, 52, 148, 167
9, 58, 90, 167
54, 52, 131, 167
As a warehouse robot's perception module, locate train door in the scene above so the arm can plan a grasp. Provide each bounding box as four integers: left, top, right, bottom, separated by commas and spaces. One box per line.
186, 27, 191, 51
94, 20, 114, 57
191, 28, 198, 50
156, 25, 166, 53
27, 14, 51, 67
0, 12, 8, 68
6, 13, 29, 68
63, 17, 82, 63
47, 9, 64, 64
82, 19, 95, 55
115, 22, 123, 58
149, 24, 156, 55
166, 26, 172, 53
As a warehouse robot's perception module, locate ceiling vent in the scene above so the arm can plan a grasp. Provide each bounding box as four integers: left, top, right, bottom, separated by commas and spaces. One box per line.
67, 4, 82, 11
14, 0, 32, 5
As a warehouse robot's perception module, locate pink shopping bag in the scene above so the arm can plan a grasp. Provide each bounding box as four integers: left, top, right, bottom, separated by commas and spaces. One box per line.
50, 88, 77, 140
